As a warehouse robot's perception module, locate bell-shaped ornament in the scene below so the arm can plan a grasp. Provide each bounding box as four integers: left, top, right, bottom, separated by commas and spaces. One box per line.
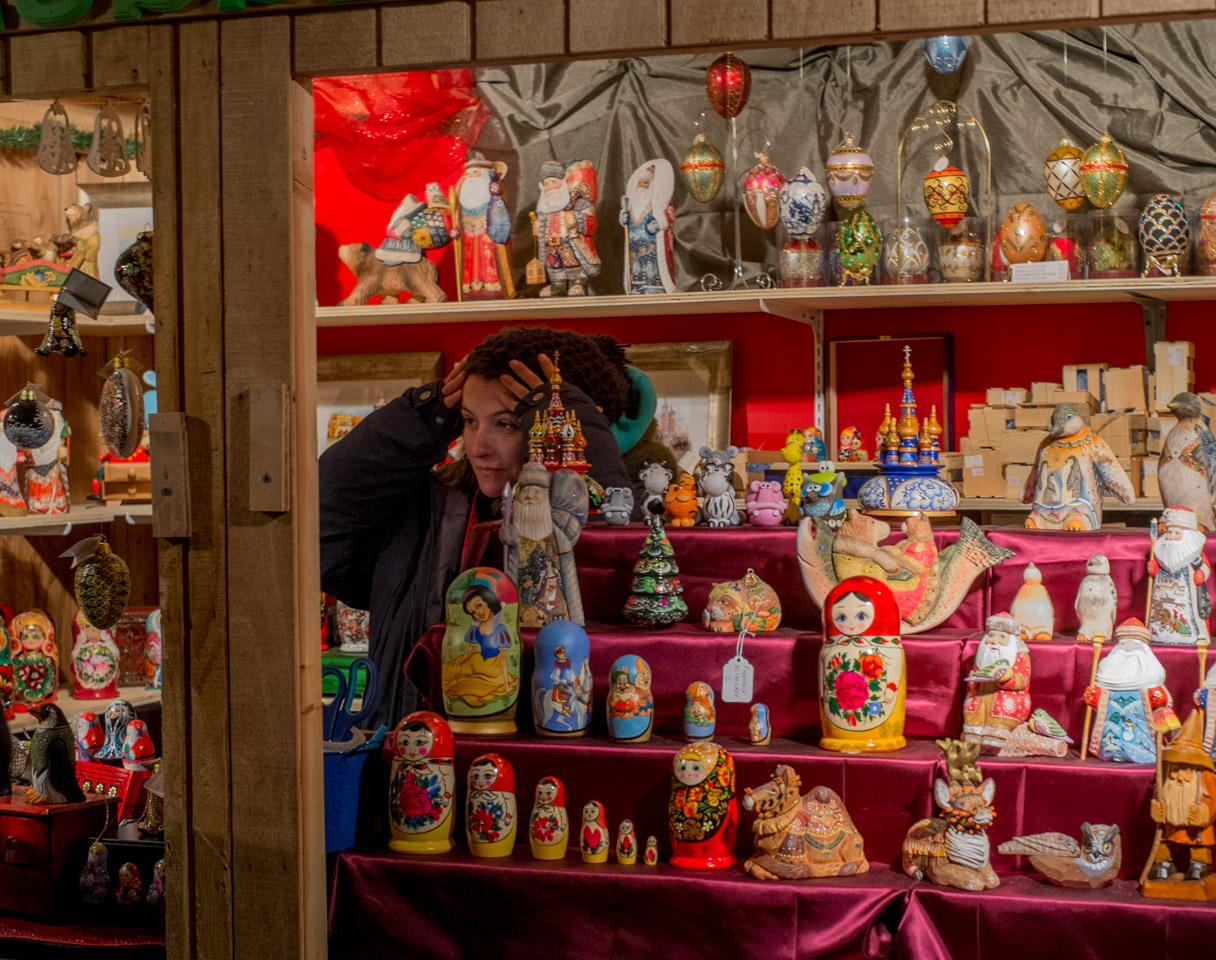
2, 384, 54, 450
61, 536, 132, 632
680, 134, 724, 204
114, 231, 153, 313
705, 53, 750, 119
741, 155, 785, 230
87, 104, 132, 178
35, 295, 86, 358
36, 100, 75, 176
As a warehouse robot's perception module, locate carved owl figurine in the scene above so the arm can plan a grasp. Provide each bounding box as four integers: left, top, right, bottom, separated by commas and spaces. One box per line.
998, 822, 1121, 889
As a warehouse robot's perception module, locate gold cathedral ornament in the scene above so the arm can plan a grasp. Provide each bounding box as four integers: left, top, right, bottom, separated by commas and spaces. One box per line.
527, 353, 590, 474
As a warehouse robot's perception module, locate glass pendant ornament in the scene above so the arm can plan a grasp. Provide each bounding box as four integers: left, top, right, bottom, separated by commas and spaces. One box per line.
835, 209, 882, 286
1139, 194, 1190, 278
742, 155, 785, 230
826, 134, 874, 213
2, 384, 54, 450
61, 536, 132, 632
114, 231, 153, 312
1000, 202, 1049, 264
99, 353, 146, 459
923, 36, 970, 74
705, 53, 750, 119
779, 167, 828, 237
36, 295, 86, 358
680, 134, 725, 204
1043, 139, 1085, 211
1079, 134, 1128, 209
922, 158, 970, 227
1197, 189, 1216, 276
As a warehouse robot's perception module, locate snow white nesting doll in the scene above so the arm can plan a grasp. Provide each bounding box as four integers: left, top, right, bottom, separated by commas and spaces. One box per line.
440, 568, 521, 736
668, 741, 737, 870
819, 576, 906, 753
466, 753, 517, 858
388, 711, 455, 855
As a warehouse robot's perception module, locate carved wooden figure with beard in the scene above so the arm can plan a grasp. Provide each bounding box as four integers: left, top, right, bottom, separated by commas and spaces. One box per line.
1148, 507, 1213, 646
1144, 711, 1216, 898
533, 160, 600, 297
452, 155, 514, 300
620, 159, 677, 295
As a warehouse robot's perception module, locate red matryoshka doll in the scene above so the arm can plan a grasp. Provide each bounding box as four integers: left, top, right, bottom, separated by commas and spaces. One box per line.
580, 800, 609, 863
71, 611, 121, 700
466, 753, 517, 858
820, 576, 906, 753
74, 711, 104, 762
121, 718, 155, 770
668, 741, 737, 870
529, 776, 568, 860
388, 711, 455, 855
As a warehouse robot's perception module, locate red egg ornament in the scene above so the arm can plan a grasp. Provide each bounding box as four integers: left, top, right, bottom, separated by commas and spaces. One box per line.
706, 53, 750, 120
742, 155, 785, 230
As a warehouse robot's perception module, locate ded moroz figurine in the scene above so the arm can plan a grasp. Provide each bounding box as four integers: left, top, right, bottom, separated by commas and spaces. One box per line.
1160, 392, 1216, 531
466, 753, 517, 858
616, 819, 638, 864
1148, 507, 1212, 646
1075, 554, 1118, 643
1011, 563, 1054, 641
620, 159, 677, 295
450, 154, 515, 300
580, 801, 610, 863
388, 711, 455, 855
668, 741, 738, 870
528, 776, 569, 860
533, 160, 600, 297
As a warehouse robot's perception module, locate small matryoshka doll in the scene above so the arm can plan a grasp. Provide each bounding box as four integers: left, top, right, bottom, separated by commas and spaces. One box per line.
78, 841, 110, 905
683, 681, 716, 740
116, 862, 143, 909
616, 819, 637, 864
644, 836, 659, 865
121, 718, 155, 770
580, 800, 609, 863
143, 608, 162, 692
70, 611, 120, 701
146, 859, 166, 914
440, 568, 521, 736
606, 654, 654, 743
74, 711, 104, 763
95, 699, 136, 762
820, 576, 906, 753
528, 776, 568, 860
668, 741, 738, 870
532, 620, 592, 738
466, 753, 517, 858
748, 703, 771, 745
10, 608, 57, 708
388, 711, 455, 855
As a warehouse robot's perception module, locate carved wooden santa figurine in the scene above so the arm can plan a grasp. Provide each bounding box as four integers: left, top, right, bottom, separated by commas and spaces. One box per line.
1148, 507, 1212, 646
963, 613, 1032, 753
1084, 618, 1177, 763
533, 159, 600, 297
668, 741, 738, 870
620, 159, 677, 295
451, 154, 514, 300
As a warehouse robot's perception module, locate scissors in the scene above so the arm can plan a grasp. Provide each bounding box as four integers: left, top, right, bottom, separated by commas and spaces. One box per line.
322, 657, 380, 743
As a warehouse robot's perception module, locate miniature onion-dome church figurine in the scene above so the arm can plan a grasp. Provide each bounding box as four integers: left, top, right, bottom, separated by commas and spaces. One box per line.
580, 800, 609, 863
1084, 618, 1178, 763
616, 819, 637, 864
528, 776, 568, 860
622, 515, 688, 628
606, 655, 654, 743
388, 711, 455, 855
903, 739, 999, 891
1075, 554, 1118, 644
668, 741, 738, 870
683, 682, 716, 740
838, 425, 868, 463
819, 577, 906, 752
466, 753, 517, 858
748, 704, 771, 745
1022, 403, 1135, 530
1160, 392, 1216, 531
620, 159, 677, 295
742, 767, 868, 880
856, 347, 960, 517
533, 159, 600, 297
526, 353, 591, 475
696, 446, 741, 527
999, 822, 1122, 889
1148, 507, 1212, 646
531, 620, 593, 738
1010, 563, 1054, 641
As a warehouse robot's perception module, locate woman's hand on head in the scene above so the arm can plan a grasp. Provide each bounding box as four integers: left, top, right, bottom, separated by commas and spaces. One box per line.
442, 356, 469, 409
498, 353, 556, 410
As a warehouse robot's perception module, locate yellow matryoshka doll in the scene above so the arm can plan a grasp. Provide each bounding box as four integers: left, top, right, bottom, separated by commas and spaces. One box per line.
440, 567, 521, 735
388, 711, 455, 854
466, 753, 517, 858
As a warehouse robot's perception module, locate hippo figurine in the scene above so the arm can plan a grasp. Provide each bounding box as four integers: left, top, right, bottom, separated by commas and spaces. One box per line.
602, 486, 634, 525
698, 446, 741, 527
745, 480, 786, 526
638, 462, 672, 517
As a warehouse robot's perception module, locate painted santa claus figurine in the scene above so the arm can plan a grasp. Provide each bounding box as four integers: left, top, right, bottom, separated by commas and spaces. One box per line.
1084, 618, 1178, 763
1148, 507, 1213, 646
620, 159, 677, 295
963, 613, 1031, 753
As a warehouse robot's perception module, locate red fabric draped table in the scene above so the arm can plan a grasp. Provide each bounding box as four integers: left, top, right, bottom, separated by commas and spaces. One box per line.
0, 916, 164, 957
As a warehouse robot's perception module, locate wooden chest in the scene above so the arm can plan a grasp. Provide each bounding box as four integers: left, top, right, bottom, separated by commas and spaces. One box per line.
101, 462, 152, 505
0, 794, 112, 919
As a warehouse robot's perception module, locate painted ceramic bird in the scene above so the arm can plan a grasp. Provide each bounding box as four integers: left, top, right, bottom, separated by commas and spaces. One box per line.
1022, 403, 1135, 531
26, 703, 85, 805
998, 822, 1121, 888
1011, 563, 1054, 641
1028, 709, 1073, 743
1074, 554, 1118, 643
1160, 392, 1216, 532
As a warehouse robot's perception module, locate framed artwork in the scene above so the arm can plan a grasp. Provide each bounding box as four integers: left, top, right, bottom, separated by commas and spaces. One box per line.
77, 181, 153, 311
316, 351, 443, 454
624, 341, 733, 460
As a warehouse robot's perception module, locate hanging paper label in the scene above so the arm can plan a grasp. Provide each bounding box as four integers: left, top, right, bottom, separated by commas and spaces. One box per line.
1009, 261, 1070, 283
721, 655, 754, 703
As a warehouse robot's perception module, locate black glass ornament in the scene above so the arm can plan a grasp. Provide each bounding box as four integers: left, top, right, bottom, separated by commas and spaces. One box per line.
35, 300, 86, 357
114, 231, 153, 313
2, 386, 54, 449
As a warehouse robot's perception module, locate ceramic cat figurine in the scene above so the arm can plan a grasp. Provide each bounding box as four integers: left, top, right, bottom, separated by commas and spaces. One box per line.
440, 567, 521, 735
529, 776, 568, 860
466, 753, 517, 858
580, 800, 609, 863
388, 711, 455, 855
668, 741, 737, 870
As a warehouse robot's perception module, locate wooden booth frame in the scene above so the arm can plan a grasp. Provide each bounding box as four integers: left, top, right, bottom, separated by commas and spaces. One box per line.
316, 351, 442, 453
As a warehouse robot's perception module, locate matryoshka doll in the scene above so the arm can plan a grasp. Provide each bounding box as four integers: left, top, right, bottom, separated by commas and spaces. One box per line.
143, 608, 162, 692
644, 836, 659, 865
74, 712, 103, 762
748, 703, 771, 745
580, 800, 609, 863
616, 819, 637, 864
528, 776, 568, 860
532, 620, 592, 738
71, 611, 121, 700
683, 681, 716, 740
465, 753, 517, 858
95, 699, 136, 762
606, 654, 654, 743
9, 609, 57, 709
121, 718, 155, 770
819, 576, 906, 753
0, 612, 15, 717
440, 568, 521, 735
388, 711, 455, 854
668, 741, 738, 870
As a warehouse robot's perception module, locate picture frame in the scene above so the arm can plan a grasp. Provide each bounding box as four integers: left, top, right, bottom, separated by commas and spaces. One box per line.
76, 181, 153, 313
316, 351, 443, 455
624, 340, 733, 461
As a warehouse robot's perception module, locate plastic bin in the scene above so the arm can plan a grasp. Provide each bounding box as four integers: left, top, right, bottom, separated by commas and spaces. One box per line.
323, 727, 385, 853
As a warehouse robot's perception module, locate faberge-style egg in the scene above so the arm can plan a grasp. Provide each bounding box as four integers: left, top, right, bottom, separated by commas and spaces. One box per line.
1139, 193, 1190, 277
1080, 134, 1129, 209
999, 202, 1048, 264
680, 134, 725, 204
1043, 139, 1085, 211
826, 135, 873, 213
835, 209, 882, 284
742, 156, 785, 230
706, 53, 750, 120
1197, 189, 1216, 275
779, 167, 828, 237
922, 160, 969, 227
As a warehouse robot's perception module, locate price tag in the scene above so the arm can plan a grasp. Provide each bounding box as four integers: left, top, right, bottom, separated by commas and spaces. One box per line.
721, 655, 754, 703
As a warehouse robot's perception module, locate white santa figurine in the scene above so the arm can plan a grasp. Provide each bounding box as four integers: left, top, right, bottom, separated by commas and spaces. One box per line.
1148, 506, 1212, 646
1198, 661, 1216, 762
1084, 617, 1178, 763
619, 159, 677, 295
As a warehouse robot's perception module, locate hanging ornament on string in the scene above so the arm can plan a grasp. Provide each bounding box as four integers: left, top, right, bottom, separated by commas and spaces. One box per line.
61, 536, 131, 632
923, 157, 970, 227
1079, 133, 1128, 209
1043, 139, 1085, 211
741, 154, 785, 229
114, 230, 153, 312
2, 384, 54, 450
134, 100, 152, 180
923, 36, 970, 74
825, 134, 874, 214
35, 269, 112, 358
86, 103, 131, 178
706, 52, 750, 119
98, 352, 146, 459
36, 99, 75, 175
680, 126, 725, 204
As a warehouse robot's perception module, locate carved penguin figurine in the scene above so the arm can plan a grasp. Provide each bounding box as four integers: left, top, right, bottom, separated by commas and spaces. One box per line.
1011, 563, 1054, 641
1074, 554, 1118, 643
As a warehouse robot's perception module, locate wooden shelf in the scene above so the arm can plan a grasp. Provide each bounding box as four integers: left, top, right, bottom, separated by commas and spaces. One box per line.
9, 685, 162, 734
0, 502, 152, 537
315, 276, 1216, 327
0, 307, 155, 338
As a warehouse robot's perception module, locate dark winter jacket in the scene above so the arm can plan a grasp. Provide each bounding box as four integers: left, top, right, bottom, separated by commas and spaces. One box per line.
319, 377, 634, 728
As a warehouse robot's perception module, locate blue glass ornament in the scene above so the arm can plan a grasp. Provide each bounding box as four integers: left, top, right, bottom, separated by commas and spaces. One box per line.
923, 36, 969, 74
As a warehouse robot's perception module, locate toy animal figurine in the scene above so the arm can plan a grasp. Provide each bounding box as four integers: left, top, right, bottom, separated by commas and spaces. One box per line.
702, 569, 782, 634
780, 428, 811, 525
745, 480, 786, 526
621, 515, 688, 628
644, 836, 659, 865
697, 446, 741, 527
1148, 507, 1212, 646
1023, 403, 1135, 530
664, 474, 698, 526
621, 159, 677, 295
96, 699, 136, 762
1084, 618, 1176, 763
116, 862, 143, 909
120, 718, 154, 770
819, 577, 906, 752
534, 159, 601, 297
9, 608, 58, 707
1160, 392, 1216, 531
1011, 563, 1054, 641
70, 611, 120, 700
73, 712, 103, 763
669, 741, 737, 870
601, 486, 634, 525
748, 703, 771, 745
528, 776, 568, 860
502, 463, 589, 627
683, 681, 716, 740
742, 768, 868, 879
838, 426, 868, 462
64, 203, 100, 279
466, 753, 517, 858
388, 711, 456, 855
798, 511, 1013, 635
902, 739, 999, 890
580, 801, 609, 863
146, 860, 166, 914
799, 461, 846, 524
1075, 554, 1118, 643
638, 462, 672, 517
606, 655, 654, 742
999, 823, 1121, 888
439, 567, 521, 735
79, 841, 111, 904
26, 703, 84, 804
616, 819, 638, 864
337, 241, 446, 306
531, 620, 592, 738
